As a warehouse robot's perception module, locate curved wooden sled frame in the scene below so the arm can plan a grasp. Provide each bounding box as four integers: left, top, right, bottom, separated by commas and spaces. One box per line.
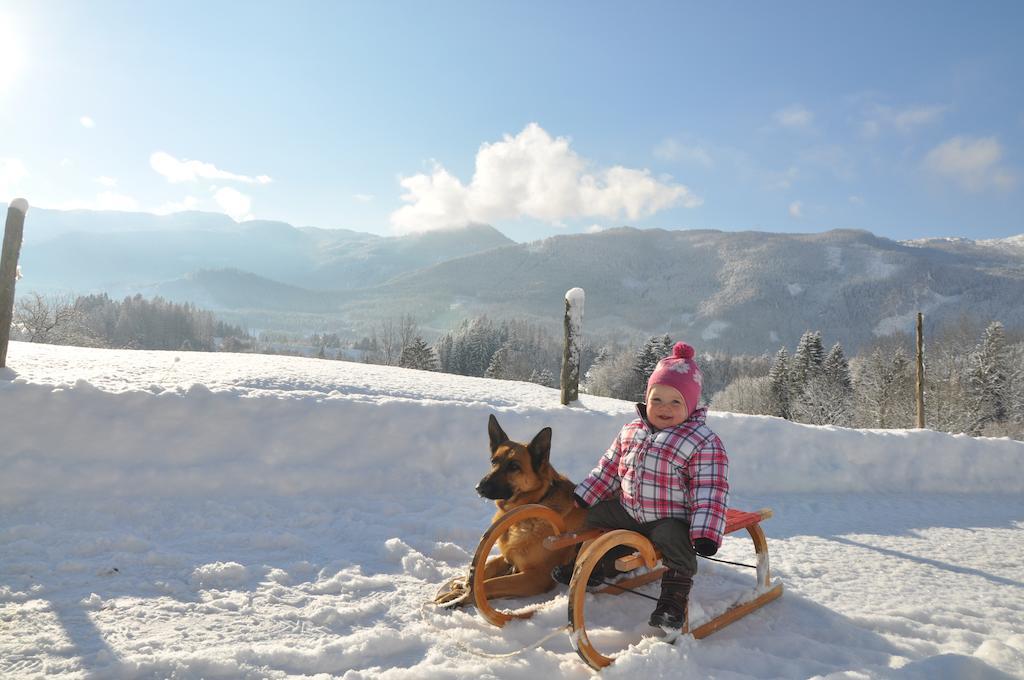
566, 508, 784, 670
468, 503, 567, 626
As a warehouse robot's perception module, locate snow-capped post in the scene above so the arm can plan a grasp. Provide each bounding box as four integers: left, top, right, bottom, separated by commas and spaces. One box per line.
1, 198, 29, 369
560, 287, 585, 405
916, 311, 925, 429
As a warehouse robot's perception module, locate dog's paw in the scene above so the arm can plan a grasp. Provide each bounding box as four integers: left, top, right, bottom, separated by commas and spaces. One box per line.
433, 575, 472, 608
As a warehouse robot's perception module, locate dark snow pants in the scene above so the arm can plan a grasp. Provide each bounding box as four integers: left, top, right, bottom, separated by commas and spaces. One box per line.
583, 499, 698, 576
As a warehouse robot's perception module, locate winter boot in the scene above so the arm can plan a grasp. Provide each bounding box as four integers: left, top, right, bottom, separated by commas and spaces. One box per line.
648, 568, 693, 631
551, 545, 634, 588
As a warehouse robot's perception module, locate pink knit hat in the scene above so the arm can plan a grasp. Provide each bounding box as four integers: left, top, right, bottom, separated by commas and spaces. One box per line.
646, 342, 703, 416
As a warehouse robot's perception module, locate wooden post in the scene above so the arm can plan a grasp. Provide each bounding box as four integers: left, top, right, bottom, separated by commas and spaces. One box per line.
916, 311, 925, 429
1, 198, 29, 369
560, 288, 585, 405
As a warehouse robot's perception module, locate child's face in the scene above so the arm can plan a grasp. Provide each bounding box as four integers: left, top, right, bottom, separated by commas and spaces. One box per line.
646, 384, 688, 430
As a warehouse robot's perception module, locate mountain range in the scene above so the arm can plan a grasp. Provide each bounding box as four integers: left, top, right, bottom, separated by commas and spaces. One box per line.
5, 203, 1023, 354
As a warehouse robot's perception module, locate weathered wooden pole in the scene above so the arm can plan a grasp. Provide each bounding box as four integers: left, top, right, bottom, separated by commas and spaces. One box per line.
1, 198, 29, 368
560, 287, 585, 405
916, 311, 925, 429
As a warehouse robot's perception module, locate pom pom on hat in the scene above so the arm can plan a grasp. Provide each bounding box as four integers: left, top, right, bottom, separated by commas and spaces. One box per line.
646, 341, 703, 417
672, 342, 695, 360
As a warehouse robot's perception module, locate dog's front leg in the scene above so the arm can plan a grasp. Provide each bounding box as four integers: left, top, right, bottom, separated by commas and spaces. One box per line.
482, 569, 556, 600
482, 555, 513, 579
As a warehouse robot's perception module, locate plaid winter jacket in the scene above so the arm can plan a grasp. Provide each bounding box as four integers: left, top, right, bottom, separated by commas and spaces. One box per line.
575, 406, 730, 546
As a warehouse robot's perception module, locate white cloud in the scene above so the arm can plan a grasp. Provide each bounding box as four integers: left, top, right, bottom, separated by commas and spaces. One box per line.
799, 145, 856, 181
585, 224, 606, 234
390, 123, 700, 234
214, 187, 253, 222
95, 191, 139, 211
923, 135, 1016, 191
40, 191, 140, 212
653, 138, 713, 166
0, 18, 26, 91
80, 116, 95, 128
861, 120, 881, 138
150, 151, 273, 185
774, 105, 814, 130
768, 166, 800, 191
789, 200, 803, 218
862, 104, 945, 138
1, 157, 28, 198
95, 176, 118, 188
353, 193, 374, 203
849, 195, 865, 205
153, 196, 200, 215
890, 106, 945, 131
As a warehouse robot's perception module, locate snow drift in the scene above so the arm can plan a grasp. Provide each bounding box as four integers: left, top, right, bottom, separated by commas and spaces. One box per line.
2, 343, 1023, 505
2, 341, 1023, 679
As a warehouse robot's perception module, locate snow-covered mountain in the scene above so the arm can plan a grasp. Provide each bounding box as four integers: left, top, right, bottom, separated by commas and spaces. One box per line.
2, 341, 1023, 678
12, 205, 513, 294
8, 204, 1024, 353
344, 227, 1024, 353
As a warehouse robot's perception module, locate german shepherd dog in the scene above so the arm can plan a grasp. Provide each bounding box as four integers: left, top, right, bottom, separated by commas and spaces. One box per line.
465, 414, 587, 601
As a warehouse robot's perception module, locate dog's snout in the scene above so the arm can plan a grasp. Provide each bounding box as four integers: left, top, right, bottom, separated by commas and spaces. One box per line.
476, 477, 493, 497
476, 474, 511, 501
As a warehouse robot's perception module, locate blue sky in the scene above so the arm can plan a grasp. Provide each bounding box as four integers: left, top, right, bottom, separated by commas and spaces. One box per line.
1, 0, 1022, 242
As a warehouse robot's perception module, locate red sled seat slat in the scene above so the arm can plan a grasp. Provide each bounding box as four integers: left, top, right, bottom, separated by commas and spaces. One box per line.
724, 508, 772, 534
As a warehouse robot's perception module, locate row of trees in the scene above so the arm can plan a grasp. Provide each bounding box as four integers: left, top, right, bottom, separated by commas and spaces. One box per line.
11, 293, 252, 351
712, 322, 1024, 439
12, 290, 1021, 439
581, 334, 770, 404
387, 314, 1021, 440
348, 315, 570, 387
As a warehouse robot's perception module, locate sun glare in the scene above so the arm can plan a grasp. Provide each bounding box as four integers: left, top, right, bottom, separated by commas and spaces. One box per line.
0, 14, 26, 91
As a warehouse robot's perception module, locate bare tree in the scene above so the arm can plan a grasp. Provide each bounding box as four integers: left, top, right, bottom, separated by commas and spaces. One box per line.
582, 346, 641, 400
13, 292, 96, 345
374, 314, 420, 366
711, 376, 774, 416
398, 313, 419, 357
375, 319, 398, 366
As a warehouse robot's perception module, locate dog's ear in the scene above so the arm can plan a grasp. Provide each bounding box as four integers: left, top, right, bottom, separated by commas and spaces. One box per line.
528, 427, 552, 471
488, 414, 509, 453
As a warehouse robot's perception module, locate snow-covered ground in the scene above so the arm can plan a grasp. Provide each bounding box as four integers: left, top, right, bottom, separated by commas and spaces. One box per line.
2, 341, 1023, 679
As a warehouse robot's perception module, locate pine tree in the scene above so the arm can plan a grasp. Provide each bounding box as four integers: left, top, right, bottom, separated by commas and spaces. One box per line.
889, 348, 915, 427
791, 330, 825, 396
823, 343, 852, 393
794, 342, 854, 425
398, 336, 438, 371
767, 347, 792, 419
434, 333, 453, 372
485, 344, 511, 379
853, 348, 887, 427
632, 334, 673, 400
529, 368, 554, 387
967, 321, 1011, 432
853, 346, 914, 428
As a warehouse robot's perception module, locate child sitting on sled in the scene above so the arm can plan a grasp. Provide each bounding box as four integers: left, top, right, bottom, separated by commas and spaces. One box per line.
553, 341, 730, 631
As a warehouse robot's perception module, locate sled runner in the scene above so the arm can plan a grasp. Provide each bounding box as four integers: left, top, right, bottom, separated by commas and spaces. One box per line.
560, 507, 783, 669
442, 504, 782, 670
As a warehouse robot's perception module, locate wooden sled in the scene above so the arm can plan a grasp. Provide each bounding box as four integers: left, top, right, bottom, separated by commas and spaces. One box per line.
461, 503, 571, 627
450, 504, 782, 670
558, 507, 784, 670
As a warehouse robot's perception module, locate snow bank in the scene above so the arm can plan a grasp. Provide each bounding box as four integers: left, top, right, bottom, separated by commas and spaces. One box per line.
2, 342, 1023, 679
2, 342, 1023, 506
